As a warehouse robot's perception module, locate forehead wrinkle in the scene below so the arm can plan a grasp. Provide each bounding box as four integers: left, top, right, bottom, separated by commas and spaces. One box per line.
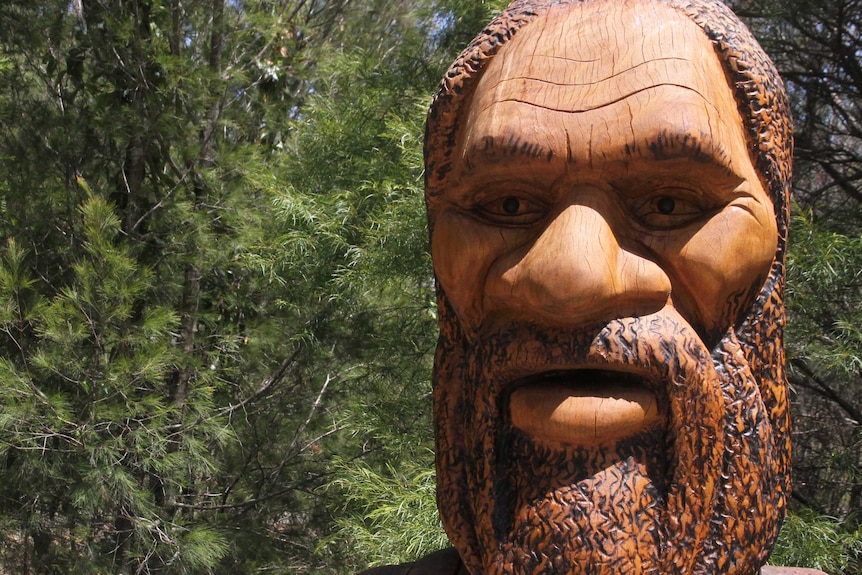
487, 56, 692, 91
478, 2, 722, 105
526, 53, 601, 65
487, 83, 720, 115
475, 45, 719, 118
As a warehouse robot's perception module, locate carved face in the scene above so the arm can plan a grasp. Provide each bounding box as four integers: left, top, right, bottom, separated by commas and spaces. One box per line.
426, 1, 791, 574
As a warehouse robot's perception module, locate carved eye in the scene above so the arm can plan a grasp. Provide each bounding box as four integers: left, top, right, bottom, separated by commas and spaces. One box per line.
502, 196, 521, 215
477, 193, 548, 226
633, 189, 708, 229
656, 196, 676, 214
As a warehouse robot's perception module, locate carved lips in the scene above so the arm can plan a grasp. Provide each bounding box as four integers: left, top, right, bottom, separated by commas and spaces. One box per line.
508, 370, 661, 446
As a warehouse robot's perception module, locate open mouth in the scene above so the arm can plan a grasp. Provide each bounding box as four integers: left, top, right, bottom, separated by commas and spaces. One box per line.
507, 369, 662, 447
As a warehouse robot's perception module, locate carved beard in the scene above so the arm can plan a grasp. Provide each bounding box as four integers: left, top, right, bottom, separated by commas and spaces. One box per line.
433, 299, 785, 575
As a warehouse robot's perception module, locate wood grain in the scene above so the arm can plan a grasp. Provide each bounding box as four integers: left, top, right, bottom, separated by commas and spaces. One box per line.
404, 0, 797, 573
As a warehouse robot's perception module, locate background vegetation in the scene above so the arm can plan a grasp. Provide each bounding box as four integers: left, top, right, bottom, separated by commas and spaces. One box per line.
0, 0, 858, 573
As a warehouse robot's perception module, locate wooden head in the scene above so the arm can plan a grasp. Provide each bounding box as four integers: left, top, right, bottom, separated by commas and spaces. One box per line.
424, 0, 792, 574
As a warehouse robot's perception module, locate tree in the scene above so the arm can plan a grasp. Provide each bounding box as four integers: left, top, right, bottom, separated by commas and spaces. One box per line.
0, 189, 232, 573
0, 0, 508, 572
0, 0, 362, 572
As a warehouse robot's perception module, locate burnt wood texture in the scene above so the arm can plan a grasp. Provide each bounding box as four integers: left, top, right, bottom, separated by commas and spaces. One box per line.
366, 0, 825, 574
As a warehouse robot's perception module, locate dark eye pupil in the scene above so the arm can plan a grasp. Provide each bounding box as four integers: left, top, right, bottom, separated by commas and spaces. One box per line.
502, 197, 521, 215
657, 197, 675, 214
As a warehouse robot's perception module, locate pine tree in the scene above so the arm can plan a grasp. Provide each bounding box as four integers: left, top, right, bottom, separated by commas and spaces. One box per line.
0, 0, 508, 572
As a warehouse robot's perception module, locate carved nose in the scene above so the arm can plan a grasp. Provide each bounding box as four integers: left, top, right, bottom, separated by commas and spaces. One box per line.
485, 198, 671, 326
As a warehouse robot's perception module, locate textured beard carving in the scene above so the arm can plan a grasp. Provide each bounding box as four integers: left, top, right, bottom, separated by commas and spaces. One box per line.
434, 300, 785, 575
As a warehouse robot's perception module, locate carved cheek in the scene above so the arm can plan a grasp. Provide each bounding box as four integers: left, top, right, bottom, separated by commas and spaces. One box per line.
670, 198, 777, 332
431, 208, 526, 331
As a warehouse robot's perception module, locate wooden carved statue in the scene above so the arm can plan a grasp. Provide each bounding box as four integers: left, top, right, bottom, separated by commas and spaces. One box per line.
364, 1, 826, 574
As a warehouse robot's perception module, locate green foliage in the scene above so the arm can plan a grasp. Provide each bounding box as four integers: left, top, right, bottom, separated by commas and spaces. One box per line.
324, 457, 448, 570
254, 19, 445, 572
0, 0, 384, 572
772, 509, 862, 574
784, 208, 862, 526
787, 208, 862, 375
0, 192, 230, 573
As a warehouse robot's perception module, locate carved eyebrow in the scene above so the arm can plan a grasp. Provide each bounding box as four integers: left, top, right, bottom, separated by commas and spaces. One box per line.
631, 129, 737, 175
462, 134, 555, 173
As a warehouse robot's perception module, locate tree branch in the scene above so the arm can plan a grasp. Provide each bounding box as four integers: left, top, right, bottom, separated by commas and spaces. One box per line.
789, 357, 862, 425
220, 344, 303, 417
